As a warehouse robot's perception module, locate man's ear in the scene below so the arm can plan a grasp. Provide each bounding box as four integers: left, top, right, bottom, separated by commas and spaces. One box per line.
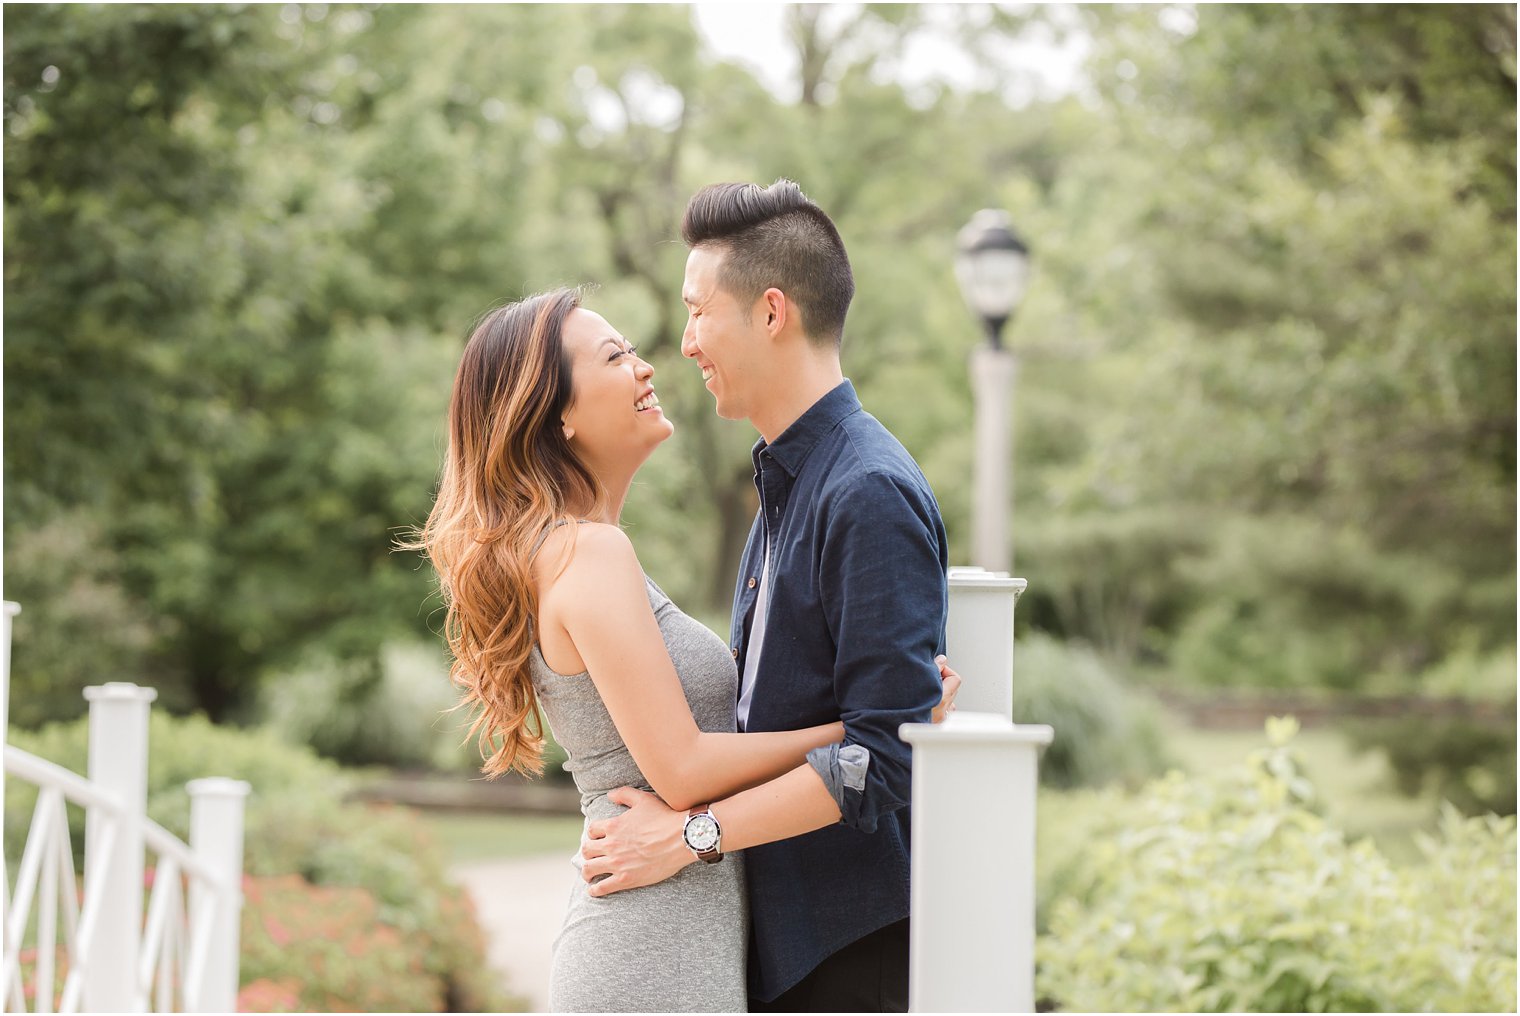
760, 287, 787, 335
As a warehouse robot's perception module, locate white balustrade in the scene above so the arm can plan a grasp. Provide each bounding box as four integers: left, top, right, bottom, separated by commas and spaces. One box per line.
904, 570, 1053, 1013
2, 602, 17, 757
2, 602, 249, 1014
81, 683, 156, 1013
1, 602, 18, 857
2, 600, 19, 1007
184, 778, 250, 1013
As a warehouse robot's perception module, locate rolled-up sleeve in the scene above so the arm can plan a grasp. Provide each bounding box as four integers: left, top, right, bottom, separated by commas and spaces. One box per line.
807, 742, 871, 809
816, 470, 947, 833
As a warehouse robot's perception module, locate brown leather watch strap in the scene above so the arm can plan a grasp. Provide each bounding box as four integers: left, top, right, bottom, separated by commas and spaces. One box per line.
685, 805, 724, 864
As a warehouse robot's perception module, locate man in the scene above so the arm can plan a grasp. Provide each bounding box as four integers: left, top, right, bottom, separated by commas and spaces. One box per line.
577, 179, 951, 1012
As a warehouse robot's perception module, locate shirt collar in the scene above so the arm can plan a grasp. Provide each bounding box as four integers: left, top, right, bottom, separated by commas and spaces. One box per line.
751, 380, 862, 477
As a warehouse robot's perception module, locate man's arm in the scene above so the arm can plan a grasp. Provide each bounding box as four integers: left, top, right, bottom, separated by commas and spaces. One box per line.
811, 469, 947, 832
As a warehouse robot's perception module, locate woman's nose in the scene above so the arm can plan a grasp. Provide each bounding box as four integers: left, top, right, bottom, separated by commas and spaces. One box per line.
636, 357, 654, 381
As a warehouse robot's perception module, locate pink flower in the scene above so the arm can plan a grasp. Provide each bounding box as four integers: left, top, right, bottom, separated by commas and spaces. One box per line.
262, 914, 292, 947
237, 977, 302, 1013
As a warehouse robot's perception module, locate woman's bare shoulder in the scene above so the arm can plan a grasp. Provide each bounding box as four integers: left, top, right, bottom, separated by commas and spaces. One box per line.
535, 521, 642, 599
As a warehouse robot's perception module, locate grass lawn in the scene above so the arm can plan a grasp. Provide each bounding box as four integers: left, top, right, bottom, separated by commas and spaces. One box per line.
422, 810, 585, 865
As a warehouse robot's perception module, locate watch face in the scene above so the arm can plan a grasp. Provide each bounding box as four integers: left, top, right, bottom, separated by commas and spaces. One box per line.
684, 814, 720, 852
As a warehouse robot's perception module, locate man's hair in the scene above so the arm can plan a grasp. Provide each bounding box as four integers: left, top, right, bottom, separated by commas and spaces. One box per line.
680, 179, 854, 346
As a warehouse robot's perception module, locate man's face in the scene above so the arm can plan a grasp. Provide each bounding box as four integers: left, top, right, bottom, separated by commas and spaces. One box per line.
681, 246, 764, 421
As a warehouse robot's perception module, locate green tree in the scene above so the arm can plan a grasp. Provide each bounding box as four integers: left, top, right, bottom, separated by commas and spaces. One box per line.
5, 3, 1512, 740
1008, 4, 1516, 687
3, 4, 447, 722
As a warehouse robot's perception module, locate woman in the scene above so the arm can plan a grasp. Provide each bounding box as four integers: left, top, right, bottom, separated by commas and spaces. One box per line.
413, 289, 952, 1012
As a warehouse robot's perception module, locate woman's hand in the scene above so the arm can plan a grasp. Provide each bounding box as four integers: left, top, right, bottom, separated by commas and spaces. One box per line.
580, 786, 693, 897
932, 655, 961, 723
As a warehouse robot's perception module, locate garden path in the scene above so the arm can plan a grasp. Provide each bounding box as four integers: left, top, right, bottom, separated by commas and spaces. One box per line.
452, 850, 579, 1013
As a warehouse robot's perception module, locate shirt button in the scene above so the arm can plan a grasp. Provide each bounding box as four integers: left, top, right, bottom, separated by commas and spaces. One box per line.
747, 577, 758, 589
731, 647, 739, 659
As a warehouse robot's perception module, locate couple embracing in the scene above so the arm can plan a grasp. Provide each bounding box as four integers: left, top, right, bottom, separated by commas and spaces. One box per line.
416, 180, 961, 1013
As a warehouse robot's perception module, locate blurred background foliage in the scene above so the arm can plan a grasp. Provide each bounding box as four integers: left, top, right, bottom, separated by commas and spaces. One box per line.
1036, 723, 1516, 1013
4, 5, 1514, 1012
3, 4, 1513, 771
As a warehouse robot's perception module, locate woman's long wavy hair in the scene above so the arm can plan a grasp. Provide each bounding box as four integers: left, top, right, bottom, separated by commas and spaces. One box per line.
407, 288, 605, 779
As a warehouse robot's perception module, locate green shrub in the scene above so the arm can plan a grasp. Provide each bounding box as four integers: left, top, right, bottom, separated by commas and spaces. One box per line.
1038, 719, 1517, 1012
1014, 509, 1207, 661
5, 712, 517, 1012
238, 873, 441, 1013
258, 641, 462, 770
1349, 713, 1517, 817
1034, 786, 1145, 935
1414, 643, 1518, 701
1013, 633, 1175, 789
3, 515, 176, 728
5, 711, 347, 873
244, 799, 515, 1011
1164, 516, 1511, 693
257, 640, 577, 784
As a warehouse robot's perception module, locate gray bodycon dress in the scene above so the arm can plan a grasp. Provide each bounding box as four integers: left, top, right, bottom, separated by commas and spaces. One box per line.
530, 574, 748, 1013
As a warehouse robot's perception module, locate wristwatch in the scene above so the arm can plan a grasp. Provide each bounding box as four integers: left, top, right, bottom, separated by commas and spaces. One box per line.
682, 805, 724, 864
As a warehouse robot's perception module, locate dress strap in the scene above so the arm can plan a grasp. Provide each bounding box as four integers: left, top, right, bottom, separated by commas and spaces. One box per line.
528, 518, 591, 561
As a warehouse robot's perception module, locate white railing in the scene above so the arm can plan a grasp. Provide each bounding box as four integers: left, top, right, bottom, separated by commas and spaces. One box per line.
902, 568, 1054, 1013
3, 748, 123, 1014
1, 602, 250, 1013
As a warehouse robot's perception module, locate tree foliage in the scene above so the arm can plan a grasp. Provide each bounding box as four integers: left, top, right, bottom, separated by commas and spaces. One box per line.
1012, 4, 1516, 687
3, 3, 1513, 730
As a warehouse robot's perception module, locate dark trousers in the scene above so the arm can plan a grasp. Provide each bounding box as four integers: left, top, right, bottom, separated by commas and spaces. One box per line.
749, 919, 909, 1013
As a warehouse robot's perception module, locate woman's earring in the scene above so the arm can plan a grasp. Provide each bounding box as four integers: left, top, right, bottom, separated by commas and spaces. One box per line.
562, 424, 575, 441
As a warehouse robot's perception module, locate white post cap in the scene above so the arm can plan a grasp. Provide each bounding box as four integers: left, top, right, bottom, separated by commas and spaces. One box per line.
900, 717, 1054, 747
948, 566, 1028, 594
83, 682, 158, 704
187, 778, 252, 799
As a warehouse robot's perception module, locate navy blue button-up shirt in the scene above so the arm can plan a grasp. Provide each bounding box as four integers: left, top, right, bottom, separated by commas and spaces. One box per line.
731, 380, 949, 1002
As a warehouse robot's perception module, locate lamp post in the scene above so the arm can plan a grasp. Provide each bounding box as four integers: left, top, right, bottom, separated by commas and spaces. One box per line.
955, 209, 1030, 573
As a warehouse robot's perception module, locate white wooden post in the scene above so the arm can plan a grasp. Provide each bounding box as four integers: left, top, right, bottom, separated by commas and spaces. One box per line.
82, 682, 156, 1012
1, 602, 14, 955
2, 601, 17, 740
185, 777, 251, 1013
904, 570, 1052, 1012
946, 568, 1026, 718
901, 716, 1052, 1013
2, 601, 16, 940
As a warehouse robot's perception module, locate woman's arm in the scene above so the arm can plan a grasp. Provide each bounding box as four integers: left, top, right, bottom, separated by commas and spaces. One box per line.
578, 652, 961, 898
544, 523, 843, 811
573, 767, 834, 898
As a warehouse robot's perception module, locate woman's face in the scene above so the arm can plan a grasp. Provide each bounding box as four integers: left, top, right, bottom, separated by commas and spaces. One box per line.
559, 307, 674, 471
